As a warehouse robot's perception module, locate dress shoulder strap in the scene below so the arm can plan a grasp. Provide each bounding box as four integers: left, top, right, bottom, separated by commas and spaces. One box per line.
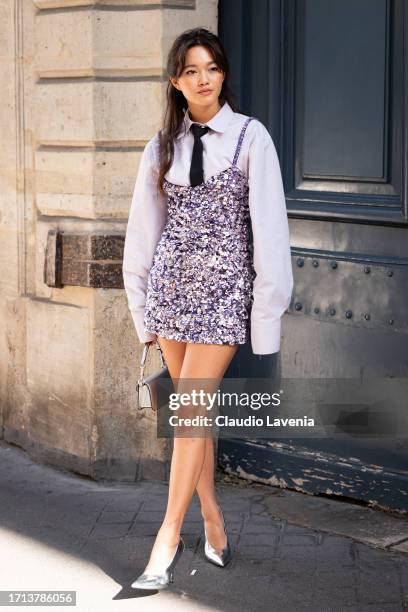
232, 116, 255, 166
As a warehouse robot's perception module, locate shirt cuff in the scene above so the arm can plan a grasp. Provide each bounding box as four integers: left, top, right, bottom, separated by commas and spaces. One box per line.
250, 318, 282, 355
129, 308, 157, 344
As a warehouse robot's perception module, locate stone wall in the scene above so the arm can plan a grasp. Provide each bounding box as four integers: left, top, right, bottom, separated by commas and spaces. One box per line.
0, 0, 217, 480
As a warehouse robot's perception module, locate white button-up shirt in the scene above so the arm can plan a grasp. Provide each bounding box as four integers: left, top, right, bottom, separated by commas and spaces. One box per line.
122, 101, 294, 355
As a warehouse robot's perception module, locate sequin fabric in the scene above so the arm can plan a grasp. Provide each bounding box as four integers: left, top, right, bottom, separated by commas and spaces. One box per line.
144, 116, 256, 345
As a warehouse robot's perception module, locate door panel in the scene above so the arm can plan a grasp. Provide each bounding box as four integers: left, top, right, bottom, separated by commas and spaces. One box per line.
301, 0, 389, 180
219, 0, 408, 512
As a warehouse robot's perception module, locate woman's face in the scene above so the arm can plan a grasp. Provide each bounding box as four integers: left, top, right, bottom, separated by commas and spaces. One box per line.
170, 45, 225, 108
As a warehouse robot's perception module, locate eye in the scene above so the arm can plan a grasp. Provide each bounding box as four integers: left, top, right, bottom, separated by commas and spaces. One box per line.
185, 66, 219, 75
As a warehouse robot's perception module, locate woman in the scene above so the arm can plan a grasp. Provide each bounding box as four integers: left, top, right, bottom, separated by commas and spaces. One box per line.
122, 27, 293, 589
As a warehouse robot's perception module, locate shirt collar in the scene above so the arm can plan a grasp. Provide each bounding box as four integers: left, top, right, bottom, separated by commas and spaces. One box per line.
176, 100, 234, 139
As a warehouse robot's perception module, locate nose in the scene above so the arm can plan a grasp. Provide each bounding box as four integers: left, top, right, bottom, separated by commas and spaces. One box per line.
198, 70, 210, 86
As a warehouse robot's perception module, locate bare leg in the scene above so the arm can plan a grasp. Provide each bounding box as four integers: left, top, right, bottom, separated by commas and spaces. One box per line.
143, 340, 238, 574
155, 338, 227, 554
195, 436, 228, 552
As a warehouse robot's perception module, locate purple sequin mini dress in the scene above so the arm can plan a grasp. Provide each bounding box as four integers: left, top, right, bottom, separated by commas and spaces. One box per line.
144, 116, 256, 345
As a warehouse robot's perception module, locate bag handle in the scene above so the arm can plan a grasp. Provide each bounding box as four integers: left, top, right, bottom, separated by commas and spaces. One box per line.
139, 341, 166, 382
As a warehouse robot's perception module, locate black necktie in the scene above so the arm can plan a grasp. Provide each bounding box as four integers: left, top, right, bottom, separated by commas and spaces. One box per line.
190, 123, 210, 186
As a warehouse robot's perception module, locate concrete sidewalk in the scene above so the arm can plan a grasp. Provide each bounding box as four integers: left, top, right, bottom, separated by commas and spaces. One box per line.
0, 439, 407, 612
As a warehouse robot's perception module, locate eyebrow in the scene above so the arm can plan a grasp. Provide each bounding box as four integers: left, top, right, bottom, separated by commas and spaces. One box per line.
183, 61, 217, 69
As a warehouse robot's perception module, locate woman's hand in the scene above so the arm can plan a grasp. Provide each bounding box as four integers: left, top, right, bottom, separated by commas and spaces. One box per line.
145, 335, 157, 346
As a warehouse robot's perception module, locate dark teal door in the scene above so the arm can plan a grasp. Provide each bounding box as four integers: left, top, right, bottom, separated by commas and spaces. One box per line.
219, 0, 408, 512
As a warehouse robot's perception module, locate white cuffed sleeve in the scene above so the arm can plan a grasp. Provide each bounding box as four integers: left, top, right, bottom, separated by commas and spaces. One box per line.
122, 136, 168, 343
247, 122, 294, 355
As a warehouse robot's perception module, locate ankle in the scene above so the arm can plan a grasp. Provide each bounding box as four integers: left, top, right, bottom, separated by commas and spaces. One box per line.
158, 520, 182, 543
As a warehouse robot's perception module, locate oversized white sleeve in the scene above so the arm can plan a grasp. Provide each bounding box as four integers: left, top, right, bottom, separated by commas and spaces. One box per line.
122, 139, 168, 343
247, 124, 294, 355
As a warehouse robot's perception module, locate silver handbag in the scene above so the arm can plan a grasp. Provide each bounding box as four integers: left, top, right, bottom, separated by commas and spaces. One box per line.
136, 342, 169, 411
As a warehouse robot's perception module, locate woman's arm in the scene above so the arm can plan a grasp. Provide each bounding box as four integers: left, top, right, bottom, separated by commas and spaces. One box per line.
247, 123, 294, 355
122, 137, 168, 343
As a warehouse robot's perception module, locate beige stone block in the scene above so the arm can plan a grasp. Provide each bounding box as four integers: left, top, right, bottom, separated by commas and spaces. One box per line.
35, 149, 94, 216
34, 9, 93, 78
34, 80, 162, 145
34, 0, 195, 9
93, 288, 169, 463
34, 148, 142, 217
35, 8, 164, 77
0, 299, 9, 427
94, 81, 163, 143
0, 3, 14, 55
93, 149, 142, 217
35, 149, 93, 193
37, 193, 95, 217
92, 9, 163, 76
50, 285, 96, 310
1, 297, 30, 436
34, 219, 59, 300
26, 297, 92, 457
35, 81, 94, 145
0, 228, 19, 297
0, 59, 20, 169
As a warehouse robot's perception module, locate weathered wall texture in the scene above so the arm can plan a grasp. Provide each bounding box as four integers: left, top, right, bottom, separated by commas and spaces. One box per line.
0, 0, 217, 480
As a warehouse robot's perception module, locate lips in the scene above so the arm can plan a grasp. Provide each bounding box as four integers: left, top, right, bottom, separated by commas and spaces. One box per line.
198, 89, 212, 94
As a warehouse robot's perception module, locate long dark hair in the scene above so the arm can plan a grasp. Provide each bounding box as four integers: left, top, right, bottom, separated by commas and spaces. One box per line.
157, 27, 241, 197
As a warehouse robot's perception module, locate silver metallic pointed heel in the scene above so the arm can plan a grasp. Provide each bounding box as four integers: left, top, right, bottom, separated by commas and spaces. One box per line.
131, 538, 185, 590
203, 507, 232, 568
